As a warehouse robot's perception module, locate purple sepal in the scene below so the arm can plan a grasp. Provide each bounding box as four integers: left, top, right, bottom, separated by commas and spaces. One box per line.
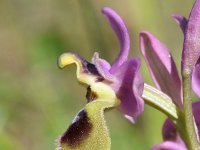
192, 58, 200, 97
162, 119, 185, 145
102, 7, 130, 73
112, 57, 144, 123
139, 32, 182, 108
92, 52, 116, 81
182, 0, 200, 72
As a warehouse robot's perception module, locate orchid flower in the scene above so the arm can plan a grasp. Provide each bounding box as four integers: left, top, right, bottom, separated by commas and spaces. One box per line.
57, 7, 144, 149
140, 0, 200, 149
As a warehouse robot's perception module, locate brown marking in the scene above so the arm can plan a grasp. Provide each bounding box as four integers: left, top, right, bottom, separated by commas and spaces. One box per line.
84, 61, 101, 76
95, 77, 104, 82
60, 110, 92, 148
86, 86, 97, 102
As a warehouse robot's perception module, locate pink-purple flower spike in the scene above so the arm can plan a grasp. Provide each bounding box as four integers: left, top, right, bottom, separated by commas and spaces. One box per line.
139, 0, 200, 148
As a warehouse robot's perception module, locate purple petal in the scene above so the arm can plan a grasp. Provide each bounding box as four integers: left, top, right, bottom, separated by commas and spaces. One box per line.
139, 32, 182, 108
92, 52, 116, 81
157, 101, 200, 150
172, 14, 188, 33
162, 119, 184, 145
182, 0, 200, 72
111, 57, 144, 123
102, 7, 130, 73
193, 101, 200, 136
151, 141, 187, 150
192, 58, 200, 97
161, 101, 200, 147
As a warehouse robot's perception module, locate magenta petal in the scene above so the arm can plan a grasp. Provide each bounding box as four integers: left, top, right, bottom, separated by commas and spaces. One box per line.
151, 141, 187, 150
172, 14, 188, 33
112, 57, 144, 123
140, 32, 182, 108
193, 101, 200, 136
162, 119, 185, 145
182, 0, 200, 72
161, 101, 200, 149
92, 53, 116, 81
192, 58, 200, 97
102, 7, 130, 73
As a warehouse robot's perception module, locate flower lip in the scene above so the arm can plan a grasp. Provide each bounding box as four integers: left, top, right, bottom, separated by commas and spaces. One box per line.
58, 52, 104, 85
58, 52, 101, 76
60, 109, 93, 148
86, 86, 98, 102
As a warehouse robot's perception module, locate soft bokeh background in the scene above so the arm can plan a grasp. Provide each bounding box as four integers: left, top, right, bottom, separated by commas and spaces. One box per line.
0, 0, 195, 149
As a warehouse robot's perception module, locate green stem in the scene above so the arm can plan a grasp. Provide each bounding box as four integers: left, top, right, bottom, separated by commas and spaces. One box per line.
182, 70, 200, 150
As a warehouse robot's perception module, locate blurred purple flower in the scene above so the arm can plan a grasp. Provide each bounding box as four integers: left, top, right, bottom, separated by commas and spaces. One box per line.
151, 102, 200, 150
140, 0, 200, 149
59, 7, 144, 123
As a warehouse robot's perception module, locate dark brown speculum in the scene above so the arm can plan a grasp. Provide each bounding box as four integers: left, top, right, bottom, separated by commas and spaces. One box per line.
60, 110, 93, 148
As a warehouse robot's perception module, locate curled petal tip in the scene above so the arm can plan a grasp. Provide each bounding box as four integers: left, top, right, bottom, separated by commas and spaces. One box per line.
58, 53, 100, 85
124, 115, 136, 124
58, 53, 83, 69
102, 7, 130, 72
172, 14, 188, 33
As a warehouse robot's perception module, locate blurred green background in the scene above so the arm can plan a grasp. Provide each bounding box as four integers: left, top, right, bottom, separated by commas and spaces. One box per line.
0, 0, 195, 149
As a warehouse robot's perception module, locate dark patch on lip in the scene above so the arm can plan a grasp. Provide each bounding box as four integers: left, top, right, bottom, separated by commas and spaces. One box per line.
87, 63, 100, 75
60, 110, 92, 148
82, 61, 101, 76
86, 86, 97, 102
